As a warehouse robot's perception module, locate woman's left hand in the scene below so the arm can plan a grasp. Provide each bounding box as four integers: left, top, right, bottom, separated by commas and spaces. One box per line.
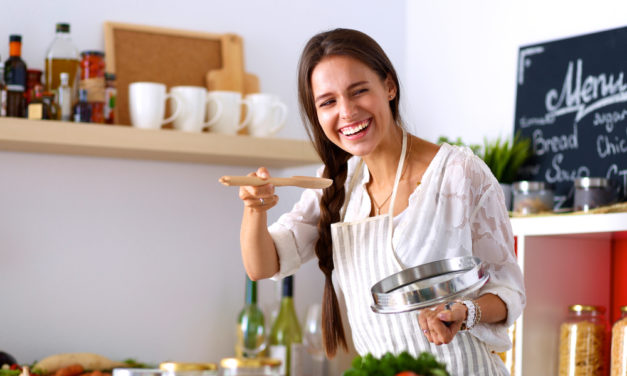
417, 302, 468, 345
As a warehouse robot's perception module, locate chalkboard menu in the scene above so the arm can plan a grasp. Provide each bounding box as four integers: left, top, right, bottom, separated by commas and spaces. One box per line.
514, 26, 627, 209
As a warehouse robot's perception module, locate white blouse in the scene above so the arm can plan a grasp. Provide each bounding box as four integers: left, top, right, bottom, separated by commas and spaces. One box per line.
268, 143, 526, 352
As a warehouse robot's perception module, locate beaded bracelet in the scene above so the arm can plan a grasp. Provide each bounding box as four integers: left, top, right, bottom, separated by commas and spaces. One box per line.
458, 300, 481, 330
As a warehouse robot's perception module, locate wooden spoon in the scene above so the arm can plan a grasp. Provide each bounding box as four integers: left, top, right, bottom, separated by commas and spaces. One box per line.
219, 175, 332, 189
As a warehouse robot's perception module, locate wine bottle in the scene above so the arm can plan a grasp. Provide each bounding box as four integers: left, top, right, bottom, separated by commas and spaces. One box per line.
4, 35, 27, 118
236, 275, 266, 358
269, 275, 303, 376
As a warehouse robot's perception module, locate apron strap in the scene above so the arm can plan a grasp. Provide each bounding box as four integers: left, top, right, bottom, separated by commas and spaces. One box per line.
387, 129, 408, 256
340, 158, 364, 222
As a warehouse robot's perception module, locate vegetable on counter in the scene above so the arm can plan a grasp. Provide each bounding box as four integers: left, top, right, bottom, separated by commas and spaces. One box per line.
342, 351, 449, 376
34, 353, 126, 375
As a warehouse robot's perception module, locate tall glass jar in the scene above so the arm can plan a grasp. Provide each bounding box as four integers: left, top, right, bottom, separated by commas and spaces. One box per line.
79, 50, 105, 123
611, 306, 627, 376
512, 181, 554, 215
219, 358, 280, 376
559, 305, 609, 376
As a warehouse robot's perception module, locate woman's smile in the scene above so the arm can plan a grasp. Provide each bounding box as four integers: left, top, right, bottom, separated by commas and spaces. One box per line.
339, 118, 372, 138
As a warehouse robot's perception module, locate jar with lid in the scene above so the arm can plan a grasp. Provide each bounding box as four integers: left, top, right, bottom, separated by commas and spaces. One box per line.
512, 181, 554, 215
160, 362, 217, 376
558, 304, 609, 376
79, 50, 105, 123
574, 177, 617, 212
611, 306, 627, 376
219, 358, 280, 376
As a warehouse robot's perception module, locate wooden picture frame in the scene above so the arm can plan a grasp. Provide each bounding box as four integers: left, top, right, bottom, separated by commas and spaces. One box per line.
104, 22, 258, 126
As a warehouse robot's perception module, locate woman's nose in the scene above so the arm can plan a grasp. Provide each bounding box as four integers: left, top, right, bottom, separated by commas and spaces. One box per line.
339, 98, 357, 120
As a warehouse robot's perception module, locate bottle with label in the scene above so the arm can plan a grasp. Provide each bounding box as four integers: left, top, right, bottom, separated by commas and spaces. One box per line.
104, 72, 116, 124
0, 60, 7, 117
4, 35, 27, 118
42, 92, 59, 121
236, 275, 267, 359
79, 51, 105, 123
269, 276, 303, 376
73, 89, 91, 123
57, 72, 72, 121
44, 23, 79, 97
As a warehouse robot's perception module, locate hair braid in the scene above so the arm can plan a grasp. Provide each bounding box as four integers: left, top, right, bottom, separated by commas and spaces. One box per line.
316, 147, 350, 357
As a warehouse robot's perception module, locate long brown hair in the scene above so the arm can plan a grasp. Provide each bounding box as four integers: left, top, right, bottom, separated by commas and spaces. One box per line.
297, 28, 402, 357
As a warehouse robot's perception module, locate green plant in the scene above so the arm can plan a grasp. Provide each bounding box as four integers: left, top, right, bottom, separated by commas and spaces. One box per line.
436, 136, 481, 155
480, 132, 531, 184
342, 351, 449, 376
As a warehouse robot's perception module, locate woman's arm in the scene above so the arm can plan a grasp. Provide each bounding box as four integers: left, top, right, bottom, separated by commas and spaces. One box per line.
417, 293, 507, 345
239, 167, 280, 280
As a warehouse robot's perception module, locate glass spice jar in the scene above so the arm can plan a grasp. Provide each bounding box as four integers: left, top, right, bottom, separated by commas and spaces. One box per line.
559, 304, 609, 376
611, 306, 627, 376
512, 181, 554, 215
79, 50, 105, 123
574, 177, 617, 212
159, 362, 217, 376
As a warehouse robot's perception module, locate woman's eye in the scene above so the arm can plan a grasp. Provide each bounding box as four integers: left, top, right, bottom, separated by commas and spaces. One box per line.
353, 88, 368, 96
319, 99, 335, 107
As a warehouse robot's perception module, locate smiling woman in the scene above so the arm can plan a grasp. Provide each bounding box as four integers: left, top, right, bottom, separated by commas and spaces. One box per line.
234, 28, 525, 376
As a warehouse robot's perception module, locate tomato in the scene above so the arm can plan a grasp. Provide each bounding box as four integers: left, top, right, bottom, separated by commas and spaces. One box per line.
396, 372, 420, 376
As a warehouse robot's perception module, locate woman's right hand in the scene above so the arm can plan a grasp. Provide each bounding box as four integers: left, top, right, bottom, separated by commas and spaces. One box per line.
239, 167, 279, 211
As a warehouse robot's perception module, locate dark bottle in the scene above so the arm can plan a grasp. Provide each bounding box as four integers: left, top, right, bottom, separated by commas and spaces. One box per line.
4, 35, 27, 117
0, 60, 7, 116
73, 88, 91, 122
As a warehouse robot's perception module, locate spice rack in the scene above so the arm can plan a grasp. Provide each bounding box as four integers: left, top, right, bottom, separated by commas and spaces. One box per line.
510, 212, 627, 375
0, 117, 320, 167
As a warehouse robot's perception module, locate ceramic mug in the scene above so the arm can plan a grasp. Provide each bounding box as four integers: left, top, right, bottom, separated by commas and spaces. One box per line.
170, 86, 223, 132
129, 82, 182, 129
246, 93, 288, 137
206, 91, 252, 135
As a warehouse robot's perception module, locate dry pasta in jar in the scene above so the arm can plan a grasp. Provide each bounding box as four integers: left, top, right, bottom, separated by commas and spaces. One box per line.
558, 304, 609, 376
611, 306, 627, 376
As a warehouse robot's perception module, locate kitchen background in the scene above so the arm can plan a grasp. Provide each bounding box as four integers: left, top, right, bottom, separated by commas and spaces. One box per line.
1, 0, 626, 374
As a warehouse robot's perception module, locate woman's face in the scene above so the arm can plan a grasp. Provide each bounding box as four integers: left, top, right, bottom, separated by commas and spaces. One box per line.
310, 55, 397, 156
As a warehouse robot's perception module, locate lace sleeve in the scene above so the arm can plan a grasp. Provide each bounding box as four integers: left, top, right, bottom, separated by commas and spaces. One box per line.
467, 158, 526, 352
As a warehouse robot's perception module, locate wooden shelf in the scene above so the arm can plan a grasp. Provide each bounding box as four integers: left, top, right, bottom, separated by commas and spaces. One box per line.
0, 117, 320, 167
509, 212, 627, 376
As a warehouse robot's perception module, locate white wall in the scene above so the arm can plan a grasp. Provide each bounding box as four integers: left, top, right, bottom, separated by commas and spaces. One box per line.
404, 0, 627, 146
0, 0, 405, 372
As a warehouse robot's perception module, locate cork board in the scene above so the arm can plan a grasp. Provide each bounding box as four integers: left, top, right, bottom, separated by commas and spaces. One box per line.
104, 22, 242, 126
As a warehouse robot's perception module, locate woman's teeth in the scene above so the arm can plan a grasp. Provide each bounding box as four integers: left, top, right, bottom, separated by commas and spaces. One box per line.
341, 120, 370, 136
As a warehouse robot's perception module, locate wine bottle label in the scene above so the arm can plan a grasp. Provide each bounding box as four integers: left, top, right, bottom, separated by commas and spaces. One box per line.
6, 84, 24, 92
269, 345, 287, 375
290, 343, 304, 376
0, 90, 6, 116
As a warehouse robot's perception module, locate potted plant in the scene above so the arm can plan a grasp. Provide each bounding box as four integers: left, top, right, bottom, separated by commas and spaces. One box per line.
479, 132, 532, 210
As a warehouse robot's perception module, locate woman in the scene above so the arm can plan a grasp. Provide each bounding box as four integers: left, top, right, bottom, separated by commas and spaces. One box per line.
238, 28, 525, 375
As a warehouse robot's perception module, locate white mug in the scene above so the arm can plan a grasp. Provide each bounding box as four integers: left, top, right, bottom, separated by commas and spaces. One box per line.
246, 93, 288, 137
170, 86, 223, 132
206, 91, 252, 135
129, 82, 182, 129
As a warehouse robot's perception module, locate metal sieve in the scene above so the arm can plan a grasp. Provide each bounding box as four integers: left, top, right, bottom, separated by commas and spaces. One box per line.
371, 256, 489, 314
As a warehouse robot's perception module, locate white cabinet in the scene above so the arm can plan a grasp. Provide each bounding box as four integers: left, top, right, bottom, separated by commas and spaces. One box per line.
511, 212, 627, 375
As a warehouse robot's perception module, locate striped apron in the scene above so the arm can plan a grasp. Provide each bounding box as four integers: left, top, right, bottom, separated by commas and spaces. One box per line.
330, 130, 507, 375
